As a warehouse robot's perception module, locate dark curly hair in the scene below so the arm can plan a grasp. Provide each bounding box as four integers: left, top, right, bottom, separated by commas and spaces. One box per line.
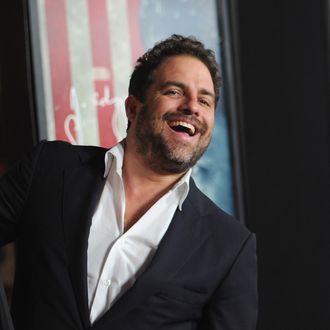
128, 34, 222, 106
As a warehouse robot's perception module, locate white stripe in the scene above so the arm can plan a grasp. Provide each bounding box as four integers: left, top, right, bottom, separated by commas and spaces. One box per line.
106, 0, 132, 141
66, 0, 99, 145
37, 0, 55, 140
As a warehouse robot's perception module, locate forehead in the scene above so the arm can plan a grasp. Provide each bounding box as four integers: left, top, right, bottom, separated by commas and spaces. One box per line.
152, 55, 214, 89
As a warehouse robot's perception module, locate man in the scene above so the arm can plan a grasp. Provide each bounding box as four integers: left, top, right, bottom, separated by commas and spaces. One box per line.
0, 35, 257, 329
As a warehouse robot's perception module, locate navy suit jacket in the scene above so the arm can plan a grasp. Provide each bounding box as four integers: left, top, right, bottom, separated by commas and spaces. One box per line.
0, 141, 257, 330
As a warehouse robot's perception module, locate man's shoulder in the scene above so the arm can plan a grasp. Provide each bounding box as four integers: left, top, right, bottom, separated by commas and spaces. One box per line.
37, 140, 107, 153
25, 140, 108, 174
37, 140, 107, 162
186, 179, 252, 242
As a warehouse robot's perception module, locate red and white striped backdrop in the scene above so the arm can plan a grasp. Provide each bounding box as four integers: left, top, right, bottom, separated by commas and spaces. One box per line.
37, 0, 145, 147
33, 0, 236, 214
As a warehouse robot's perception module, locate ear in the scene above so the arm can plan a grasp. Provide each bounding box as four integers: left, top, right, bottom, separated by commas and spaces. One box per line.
125, 95, 142, 123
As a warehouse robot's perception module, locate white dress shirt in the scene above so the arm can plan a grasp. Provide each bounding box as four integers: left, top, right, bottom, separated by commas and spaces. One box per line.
87, 142, 191, 323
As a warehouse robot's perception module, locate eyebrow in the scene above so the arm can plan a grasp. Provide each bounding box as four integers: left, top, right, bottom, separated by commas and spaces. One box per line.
160, 81, 215, 100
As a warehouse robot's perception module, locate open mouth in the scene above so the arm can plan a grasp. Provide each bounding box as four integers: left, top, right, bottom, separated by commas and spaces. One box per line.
168, 120, 197, 136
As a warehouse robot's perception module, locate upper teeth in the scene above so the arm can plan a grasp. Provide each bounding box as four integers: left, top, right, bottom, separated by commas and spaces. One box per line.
170, 121, 196, 135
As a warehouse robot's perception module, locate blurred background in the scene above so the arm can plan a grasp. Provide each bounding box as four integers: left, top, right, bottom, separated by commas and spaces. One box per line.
0, 0, 329, 329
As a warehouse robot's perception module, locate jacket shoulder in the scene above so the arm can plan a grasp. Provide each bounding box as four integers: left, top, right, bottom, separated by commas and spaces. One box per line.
187, 179, 252, 242
36, 140, 107, 168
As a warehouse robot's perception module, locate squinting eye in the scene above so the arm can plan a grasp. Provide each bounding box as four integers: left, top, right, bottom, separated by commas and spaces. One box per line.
165, 89, 182, 96
200, 99, 210, 106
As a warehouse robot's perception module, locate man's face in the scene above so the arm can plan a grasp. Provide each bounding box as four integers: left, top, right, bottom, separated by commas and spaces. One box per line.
131, 55, 215, 174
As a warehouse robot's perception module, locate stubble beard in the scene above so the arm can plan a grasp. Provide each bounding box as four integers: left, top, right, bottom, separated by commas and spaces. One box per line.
135, 106, 211, 174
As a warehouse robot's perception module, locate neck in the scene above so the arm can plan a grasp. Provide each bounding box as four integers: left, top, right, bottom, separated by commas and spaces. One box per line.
122, 138, 186, 194
121, 137, 188, 231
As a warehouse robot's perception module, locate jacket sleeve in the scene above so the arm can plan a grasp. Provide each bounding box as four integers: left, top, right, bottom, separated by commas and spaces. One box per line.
0, 141, 45, 246
198, 233, 258, 330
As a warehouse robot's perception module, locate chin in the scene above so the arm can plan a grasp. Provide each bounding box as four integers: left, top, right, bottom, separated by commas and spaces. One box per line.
160, 148, 204, 173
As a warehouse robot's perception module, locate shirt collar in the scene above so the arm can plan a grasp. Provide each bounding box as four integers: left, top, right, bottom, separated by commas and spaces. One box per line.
170, 169, 191, 211
103, 142, 191, 211
103, 142, 125, 178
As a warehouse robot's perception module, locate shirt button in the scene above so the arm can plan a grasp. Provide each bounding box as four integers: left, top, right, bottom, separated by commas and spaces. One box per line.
103, 279, 112, 287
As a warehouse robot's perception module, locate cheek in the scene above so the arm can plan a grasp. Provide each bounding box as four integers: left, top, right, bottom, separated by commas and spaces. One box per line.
205, 113, 215, 130
153, 98, 178, 113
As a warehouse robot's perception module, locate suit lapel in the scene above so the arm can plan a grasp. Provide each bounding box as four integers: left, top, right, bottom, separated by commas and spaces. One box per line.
93, 181, 211, 328
62, 147, 106, 328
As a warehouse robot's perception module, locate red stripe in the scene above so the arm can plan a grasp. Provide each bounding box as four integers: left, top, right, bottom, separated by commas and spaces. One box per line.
88, 0, 117, 147
45, 0, 75, 142
127, 0, 145, 64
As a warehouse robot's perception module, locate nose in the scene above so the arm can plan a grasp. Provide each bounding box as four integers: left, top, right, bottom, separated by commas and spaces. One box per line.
178, 96, 200, 116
